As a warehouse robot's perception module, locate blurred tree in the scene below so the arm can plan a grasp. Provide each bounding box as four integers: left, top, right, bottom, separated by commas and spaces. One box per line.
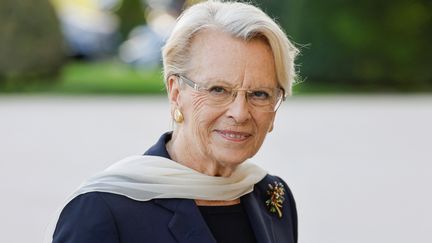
116, 0, 146, 40
256, 0, 432, 90
0, 0, 65, 82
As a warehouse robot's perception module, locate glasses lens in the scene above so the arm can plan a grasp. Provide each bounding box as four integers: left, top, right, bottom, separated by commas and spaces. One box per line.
248, 88, 283, 112
204, 85, 232, 106
180, 75, 283, 112
205, 87, 283, 112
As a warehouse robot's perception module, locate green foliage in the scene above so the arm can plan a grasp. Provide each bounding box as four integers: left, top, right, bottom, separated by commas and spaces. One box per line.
57, 61, 165, 94
115, 0, 146, 39
0, 60, 166, 95
256, 0, 432, 90
0, 0, 65, 82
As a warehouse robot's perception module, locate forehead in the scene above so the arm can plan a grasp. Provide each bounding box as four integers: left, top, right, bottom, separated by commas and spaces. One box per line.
187, 29, 277, 88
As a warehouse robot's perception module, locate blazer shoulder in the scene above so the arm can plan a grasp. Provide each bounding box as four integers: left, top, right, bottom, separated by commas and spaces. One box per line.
257, 174, 295, 196
53, 192, 120, 243
256, 174, 298, 242
254, 174, 297, 214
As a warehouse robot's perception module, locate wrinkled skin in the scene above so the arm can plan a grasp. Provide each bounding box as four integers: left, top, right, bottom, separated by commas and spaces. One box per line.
166, 29, 278, 177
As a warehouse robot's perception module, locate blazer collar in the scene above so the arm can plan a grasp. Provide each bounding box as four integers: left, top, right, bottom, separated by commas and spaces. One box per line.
154, 199, 217, 243
242, 190, 276, 243
154, 193, 276, 243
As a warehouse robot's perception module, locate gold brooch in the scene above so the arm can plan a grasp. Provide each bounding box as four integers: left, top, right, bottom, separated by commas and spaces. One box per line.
265, 181, 285, 218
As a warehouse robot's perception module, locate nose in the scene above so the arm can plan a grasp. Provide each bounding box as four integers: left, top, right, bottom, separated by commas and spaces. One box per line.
225, 91, 251, 123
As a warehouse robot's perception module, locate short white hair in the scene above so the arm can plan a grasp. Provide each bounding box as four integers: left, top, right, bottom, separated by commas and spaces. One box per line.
162, 0, 299, 95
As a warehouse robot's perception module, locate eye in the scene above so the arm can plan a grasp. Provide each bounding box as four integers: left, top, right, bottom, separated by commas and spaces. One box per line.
208, 86, 229, 95
250, 90, 270, 100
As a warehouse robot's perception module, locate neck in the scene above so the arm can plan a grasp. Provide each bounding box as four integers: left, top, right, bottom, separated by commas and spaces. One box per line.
195, 198, 241, 206
166, 131, 237, 177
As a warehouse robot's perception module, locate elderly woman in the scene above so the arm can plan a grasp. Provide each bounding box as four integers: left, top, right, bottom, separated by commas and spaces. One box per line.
50, 1, 299, 243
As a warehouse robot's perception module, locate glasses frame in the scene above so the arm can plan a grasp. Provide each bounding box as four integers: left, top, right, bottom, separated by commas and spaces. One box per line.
174, 74, 286, 112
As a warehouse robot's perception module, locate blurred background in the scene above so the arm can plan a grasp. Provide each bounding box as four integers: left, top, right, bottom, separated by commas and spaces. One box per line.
0, 0, 431, 243
1, 0, 431, 93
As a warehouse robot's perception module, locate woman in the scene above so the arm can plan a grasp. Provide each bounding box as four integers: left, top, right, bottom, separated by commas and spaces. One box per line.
49, 1, 299, 242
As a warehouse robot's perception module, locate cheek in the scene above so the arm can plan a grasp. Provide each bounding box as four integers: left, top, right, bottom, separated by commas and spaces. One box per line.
189, 92, 217, 138
191, 92, 207, 109
180, 91, 206, 123
190, 92, 209, 124
265, 113, 276, 129
255, 114, 275, 140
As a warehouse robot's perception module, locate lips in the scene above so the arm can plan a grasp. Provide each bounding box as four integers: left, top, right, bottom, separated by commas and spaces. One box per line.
215, 130, 252, 142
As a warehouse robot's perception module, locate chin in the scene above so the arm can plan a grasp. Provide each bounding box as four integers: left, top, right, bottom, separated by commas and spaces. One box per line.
213, 148, 254, 166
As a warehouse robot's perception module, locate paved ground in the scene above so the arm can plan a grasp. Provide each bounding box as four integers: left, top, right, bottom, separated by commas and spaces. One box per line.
1, 94, 431, 243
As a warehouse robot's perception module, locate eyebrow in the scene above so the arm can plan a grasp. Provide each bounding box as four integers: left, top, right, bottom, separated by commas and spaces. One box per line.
201, 77, 278, 89
200, 77, 232, 87
209, 80, 233, 86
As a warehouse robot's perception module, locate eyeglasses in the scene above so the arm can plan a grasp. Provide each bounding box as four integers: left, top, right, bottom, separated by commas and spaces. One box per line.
175, 74, 285, 112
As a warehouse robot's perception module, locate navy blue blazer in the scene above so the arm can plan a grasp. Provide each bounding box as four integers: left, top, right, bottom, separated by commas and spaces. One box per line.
53, 133, 298, 243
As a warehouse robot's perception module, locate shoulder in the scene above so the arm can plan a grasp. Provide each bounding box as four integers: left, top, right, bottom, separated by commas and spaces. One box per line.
53, 192, 176, 243
254, 174, 298, 242
255, 174, 296, 202
53, 192, 120, 243
55, 191, 169, 228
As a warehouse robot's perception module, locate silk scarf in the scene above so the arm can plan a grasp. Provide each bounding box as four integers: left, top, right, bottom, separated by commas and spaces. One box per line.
45, 155, 267, 242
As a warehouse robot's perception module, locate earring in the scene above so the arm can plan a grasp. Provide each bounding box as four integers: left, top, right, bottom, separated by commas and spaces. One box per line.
174, 108, 184, 123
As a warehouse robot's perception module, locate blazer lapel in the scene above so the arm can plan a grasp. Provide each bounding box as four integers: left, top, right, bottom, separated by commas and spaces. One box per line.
154, 199, 217, 243
242, 191, 276, 243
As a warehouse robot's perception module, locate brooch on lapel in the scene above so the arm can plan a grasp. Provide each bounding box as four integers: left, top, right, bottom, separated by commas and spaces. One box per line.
265, 181, 285, 218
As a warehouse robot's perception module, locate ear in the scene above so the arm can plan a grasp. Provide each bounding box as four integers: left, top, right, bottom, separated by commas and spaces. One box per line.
167, 75, 181, 116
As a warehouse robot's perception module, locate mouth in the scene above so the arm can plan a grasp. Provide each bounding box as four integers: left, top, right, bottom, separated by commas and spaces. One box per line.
215, 130, 252, 142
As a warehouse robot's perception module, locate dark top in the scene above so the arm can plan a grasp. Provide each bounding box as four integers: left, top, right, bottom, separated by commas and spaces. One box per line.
53, 132, 298, 243
199, 204, 258, 243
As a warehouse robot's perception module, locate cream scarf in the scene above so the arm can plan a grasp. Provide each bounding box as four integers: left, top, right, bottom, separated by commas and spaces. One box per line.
45, 155, 267, 242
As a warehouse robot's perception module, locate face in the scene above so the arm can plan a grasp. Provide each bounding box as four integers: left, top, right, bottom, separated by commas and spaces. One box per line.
170, 29, 278, 172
